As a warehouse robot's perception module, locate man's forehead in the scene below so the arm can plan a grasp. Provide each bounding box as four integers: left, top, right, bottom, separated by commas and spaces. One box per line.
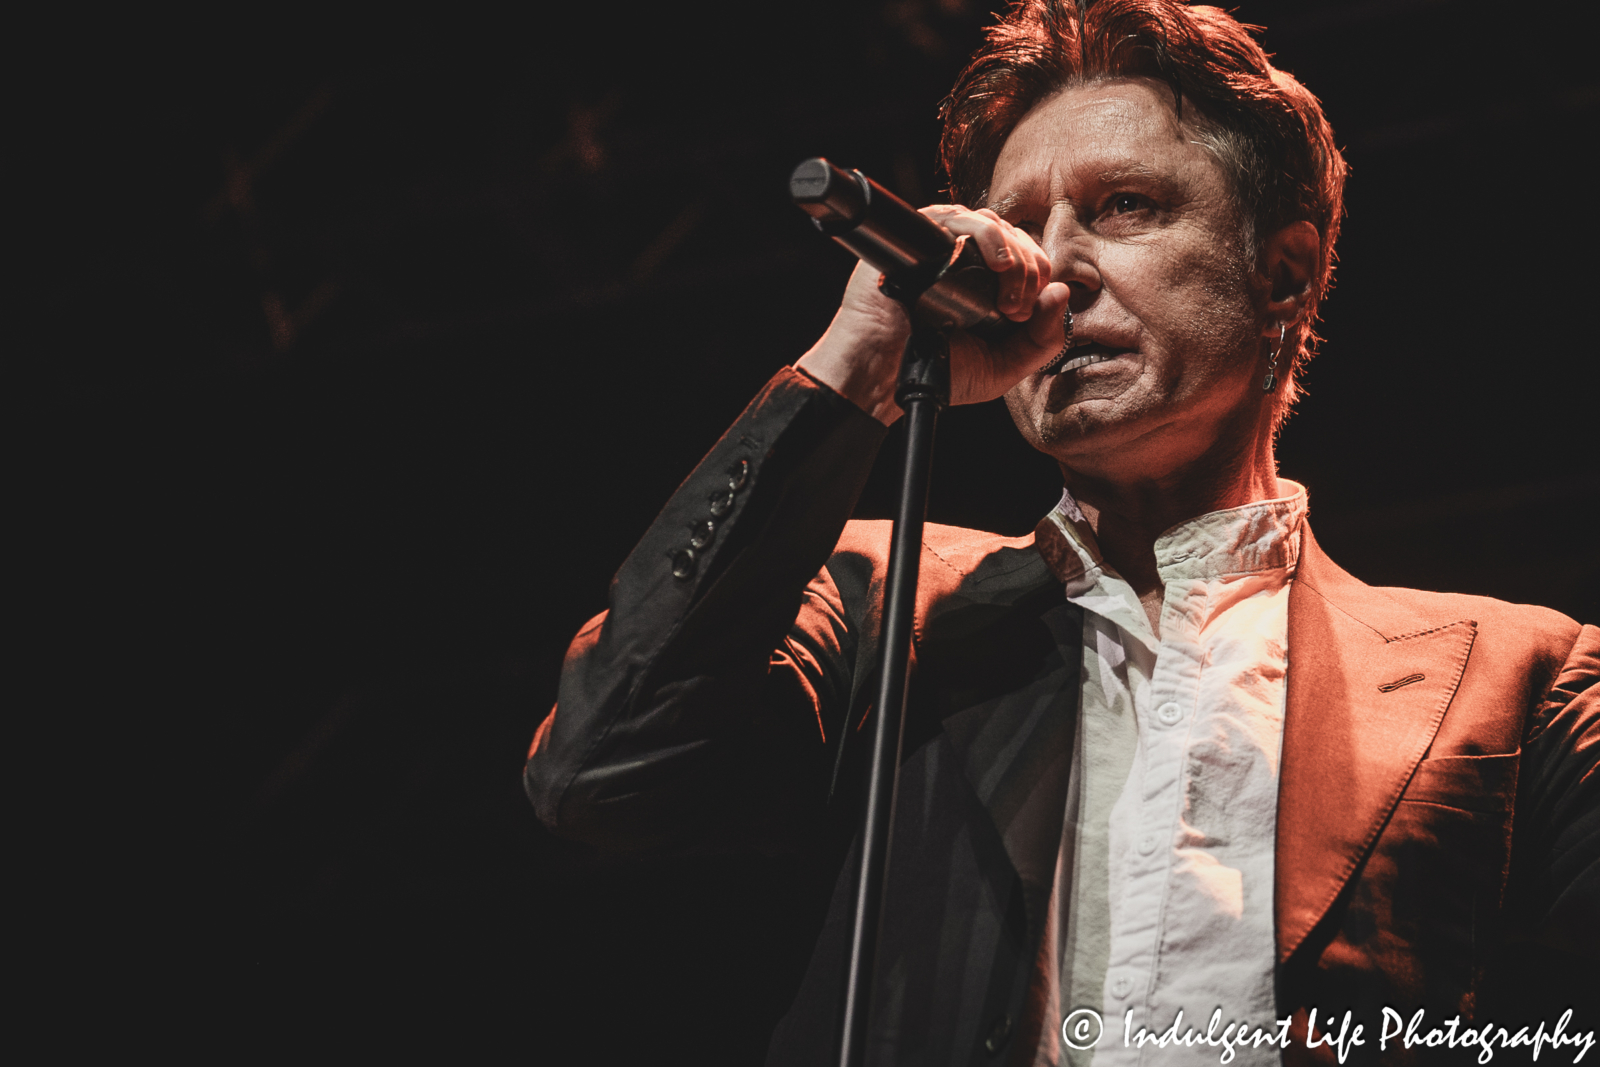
983, 80, 1206, 207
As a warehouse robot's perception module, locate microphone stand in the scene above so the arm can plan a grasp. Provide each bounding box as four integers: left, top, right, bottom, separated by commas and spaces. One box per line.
835, 318, 947, 1067
789, 158, 1010, 1067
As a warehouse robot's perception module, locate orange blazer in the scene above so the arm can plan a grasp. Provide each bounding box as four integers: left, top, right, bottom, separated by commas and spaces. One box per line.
528, 368, 1597, 1065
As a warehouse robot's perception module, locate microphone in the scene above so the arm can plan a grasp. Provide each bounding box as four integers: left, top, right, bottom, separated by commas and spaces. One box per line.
789, 158, 1015, 339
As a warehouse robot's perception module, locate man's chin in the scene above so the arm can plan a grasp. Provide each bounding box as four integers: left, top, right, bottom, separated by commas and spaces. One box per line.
1039, 367, 1141, 414
1008, 403, 1146, 468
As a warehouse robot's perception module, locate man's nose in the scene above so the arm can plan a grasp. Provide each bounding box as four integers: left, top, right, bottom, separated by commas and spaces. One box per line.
1044, 212, 1101, 312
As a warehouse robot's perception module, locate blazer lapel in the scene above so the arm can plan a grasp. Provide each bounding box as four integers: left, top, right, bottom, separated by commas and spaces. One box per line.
923, 533, 1081, 913
1277, 524, 1478, 962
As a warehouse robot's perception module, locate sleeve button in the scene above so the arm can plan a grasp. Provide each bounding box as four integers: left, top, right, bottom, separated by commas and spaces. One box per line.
726, 459, 749, 491
670, 549, 697, 580
687, 520, 715, 550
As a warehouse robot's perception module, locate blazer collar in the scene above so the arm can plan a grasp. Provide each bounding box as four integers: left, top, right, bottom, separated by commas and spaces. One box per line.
1276, 523, 1478, 961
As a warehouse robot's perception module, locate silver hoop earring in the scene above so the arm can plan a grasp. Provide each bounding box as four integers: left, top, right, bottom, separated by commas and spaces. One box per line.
1263, 322, 1287, 392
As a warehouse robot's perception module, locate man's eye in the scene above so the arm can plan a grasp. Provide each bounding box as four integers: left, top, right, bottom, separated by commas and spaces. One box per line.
1109, 193, 1147, 214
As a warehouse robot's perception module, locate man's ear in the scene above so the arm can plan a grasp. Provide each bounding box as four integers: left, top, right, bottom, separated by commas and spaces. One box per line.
1259, 220, 1320, 330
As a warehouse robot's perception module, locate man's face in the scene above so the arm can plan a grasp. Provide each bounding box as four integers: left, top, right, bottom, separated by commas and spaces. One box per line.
990, 78, 1271, 483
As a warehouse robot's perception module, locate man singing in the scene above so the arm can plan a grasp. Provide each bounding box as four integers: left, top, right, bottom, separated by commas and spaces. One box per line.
525, 1, 1598, 1063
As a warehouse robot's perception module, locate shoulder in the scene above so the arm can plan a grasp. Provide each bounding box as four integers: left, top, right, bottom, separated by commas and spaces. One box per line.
1379, 586, 1596, 707
1300, 523, 1582, 647
831, 520, 1040, 576
1300, 528, 1589, 707
1373, 585, 1581, 646
824, 520, 1055, 621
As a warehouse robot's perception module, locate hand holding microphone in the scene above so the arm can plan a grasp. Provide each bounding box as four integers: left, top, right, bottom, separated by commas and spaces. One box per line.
789, 158, 1071, 424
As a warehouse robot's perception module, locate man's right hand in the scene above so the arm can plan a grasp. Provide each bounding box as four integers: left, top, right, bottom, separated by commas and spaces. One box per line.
795, 204, 1071, 425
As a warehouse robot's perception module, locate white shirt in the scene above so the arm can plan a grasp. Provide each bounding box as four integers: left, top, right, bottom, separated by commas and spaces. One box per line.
1031, 482, 1306, 1067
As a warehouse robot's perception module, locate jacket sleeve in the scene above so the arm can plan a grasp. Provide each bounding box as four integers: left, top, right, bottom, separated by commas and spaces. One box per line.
524, 367, 891, 855
1516, 622, 1600, 955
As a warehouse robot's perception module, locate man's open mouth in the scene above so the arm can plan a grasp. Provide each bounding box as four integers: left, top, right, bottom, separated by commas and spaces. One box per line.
1053, 342, 1125, 373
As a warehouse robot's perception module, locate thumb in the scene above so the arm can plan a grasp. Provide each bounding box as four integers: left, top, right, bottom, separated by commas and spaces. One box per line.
1022, 282, 1074, 371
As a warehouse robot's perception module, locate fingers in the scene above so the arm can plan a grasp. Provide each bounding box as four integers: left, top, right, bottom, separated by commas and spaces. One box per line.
923, 205, 1051, 321
945, 280, 1074, 407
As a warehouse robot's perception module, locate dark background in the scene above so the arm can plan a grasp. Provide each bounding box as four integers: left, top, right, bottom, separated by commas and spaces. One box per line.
41, 0, 1597, 1061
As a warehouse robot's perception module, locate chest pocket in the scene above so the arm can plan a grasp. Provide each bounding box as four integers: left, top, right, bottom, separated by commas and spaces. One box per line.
1400, 750, 1519, 815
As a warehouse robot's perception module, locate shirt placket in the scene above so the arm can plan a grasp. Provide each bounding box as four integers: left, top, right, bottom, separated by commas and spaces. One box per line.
1103, 575, 1209, 1062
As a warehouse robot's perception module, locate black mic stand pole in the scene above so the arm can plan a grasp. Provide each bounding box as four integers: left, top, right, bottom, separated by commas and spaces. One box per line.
835, 318, 948, 1067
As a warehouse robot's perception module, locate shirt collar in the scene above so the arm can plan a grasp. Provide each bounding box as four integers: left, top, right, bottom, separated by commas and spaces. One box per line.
1037, 480, 1308, 598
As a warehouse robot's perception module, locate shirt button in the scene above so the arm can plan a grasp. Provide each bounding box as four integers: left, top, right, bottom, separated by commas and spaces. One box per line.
1157, 701, 1183, 726
983, 1013, 1012, 1056
1138, 835, 1158, 856
1111, 976, 1134, 998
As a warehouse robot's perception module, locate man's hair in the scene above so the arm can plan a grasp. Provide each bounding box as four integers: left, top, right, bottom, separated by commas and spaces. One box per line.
940, 0, 1348, 424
